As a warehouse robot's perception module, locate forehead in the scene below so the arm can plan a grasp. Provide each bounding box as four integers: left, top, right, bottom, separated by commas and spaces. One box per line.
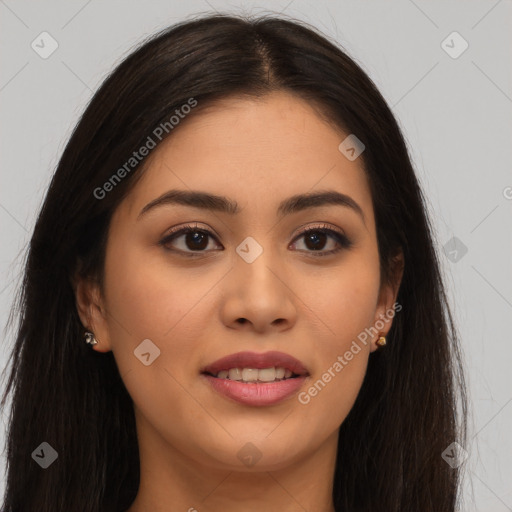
121, 91, 374, 224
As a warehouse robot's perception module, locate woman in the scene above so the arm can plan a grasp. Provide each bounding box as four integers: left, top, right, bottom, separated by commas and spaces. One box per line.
0, 13, 467, 512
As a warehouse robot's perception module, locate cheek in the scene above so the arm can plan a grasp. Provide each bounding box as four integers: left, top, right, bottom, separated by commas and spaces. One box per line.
102, 242, 214, 419
103, 239, 216, 355
299, 256, 380, 344
295, 255, 379, 419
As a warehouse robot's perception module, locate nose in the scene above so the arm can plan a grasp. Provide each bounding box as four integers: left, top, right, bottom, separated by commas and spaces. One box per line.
219, 249, 298, 334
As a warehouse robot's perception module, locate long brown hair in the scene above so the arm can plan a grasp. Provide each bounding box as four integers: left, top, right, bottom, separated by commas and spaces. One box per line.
1, 13, 467, 511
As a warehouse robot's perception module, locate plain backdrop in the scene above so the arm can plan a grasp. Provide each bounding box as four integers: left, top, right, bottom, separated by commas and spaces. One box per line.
1, 1, 511, 510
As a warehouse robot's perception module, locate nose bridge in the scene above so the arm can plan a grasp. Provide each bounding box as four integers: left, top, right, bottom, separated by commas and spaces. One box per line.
234, 234, 283, 293
223, 234, 296, 331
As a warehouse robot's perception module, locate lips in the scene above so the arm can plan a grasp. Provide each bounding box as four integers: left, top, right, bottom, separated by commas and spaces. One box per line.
201, 350, 309, 377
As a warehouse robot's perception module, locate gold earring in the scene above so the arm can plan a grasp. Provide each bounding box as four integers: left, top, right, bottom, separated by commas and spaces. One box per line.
84, 331, 98, 345
376, 335, 387, 347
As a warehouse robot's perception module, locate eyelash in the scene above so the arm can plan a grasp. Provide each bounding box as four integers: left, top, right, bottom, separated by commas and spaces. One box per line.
158, 222, 353, 258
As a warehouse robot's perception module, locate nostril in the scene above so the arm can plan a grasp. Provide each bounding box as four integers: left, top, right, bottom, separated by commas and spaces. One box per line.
237, 318, 247, 324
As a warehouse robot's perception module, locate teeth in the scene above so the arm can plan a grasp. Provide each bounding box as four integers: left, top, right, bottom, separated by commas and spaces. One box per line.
228, 368, 242, 380
242, 368, 259, 382
213, 367, 296, 382
258, 368, 277, 382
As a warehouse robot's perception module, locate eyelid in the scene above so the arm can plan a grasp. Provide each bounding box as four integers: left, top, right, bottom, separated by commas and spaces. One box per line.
162, 221, 217, 239
292, 221, 345, 239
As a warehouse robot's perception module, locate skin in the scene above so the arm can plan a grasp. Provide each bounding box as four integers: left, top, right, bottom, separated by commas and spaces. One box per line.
75, 91, 403, 512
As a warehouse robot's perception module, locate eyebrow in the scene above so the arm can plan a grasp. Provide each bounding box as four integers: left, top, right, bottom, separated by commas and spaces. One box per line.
137, 189, 366, 224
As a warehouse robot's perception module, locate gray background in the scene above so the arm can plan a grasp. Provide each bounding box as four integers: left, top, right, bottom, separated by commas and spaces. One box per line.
1, 0, 511, 510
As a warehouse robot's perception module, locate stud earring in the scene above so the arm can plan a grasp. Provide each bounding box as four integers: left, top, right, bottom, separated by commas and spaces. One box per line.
84, 331, 98, 345
376, 335, 387, 348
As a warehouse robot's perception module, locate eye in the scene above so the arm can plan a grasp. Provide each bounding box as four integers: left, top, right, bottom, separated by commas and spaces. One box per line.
158, 223, 221, 256
290, 224, 353, 257
158, 222, 353, 258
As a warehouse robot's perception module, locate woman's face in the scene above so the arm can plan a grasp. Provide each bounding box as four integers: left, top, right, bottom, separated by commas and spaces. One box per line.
77, 91, 401, 473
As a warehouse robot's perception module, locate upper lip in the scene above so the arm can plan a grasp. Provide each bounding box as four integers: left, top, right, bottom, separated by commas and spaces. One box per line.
201, 351, 309, 376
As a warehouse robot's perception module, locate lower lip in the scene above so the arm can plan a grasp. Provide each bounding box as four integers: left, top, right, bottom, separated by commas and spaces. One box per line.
202, 374, 308, 406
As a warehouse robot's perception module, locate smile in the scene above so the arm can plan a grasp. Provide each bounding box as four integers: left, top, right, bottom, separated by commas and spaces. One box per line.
208, 366, 296, 382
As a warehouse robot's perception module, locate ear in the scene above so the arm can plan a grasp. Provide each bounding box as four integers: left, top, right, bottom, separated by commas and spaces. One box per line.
370, 249, 404, 353
72, 271, 113, 353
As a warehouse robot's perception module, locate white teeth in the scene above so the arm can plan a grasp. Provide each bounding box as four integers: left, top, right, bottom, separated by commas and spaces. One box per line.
242, 368, 259, 382
258, 367, 277, 382
213, 367, 295, 382
228, 368, 242, 381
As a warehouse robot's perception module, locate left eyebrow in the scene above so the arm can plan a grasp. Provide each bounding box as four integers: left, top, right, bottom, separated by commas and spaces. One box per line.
277, 190, 366, 226
137, 189, 366, 226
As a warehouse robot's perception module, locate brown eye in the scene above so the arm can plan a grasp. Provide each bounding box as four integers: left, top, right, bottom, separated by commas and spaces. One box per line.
291, 225, 353, 257
159, 225, 222, 255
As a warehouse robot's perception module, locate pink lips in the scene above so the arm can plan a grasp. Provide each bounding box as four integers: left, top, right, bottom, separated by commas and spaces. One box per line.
201, 351, 310, 407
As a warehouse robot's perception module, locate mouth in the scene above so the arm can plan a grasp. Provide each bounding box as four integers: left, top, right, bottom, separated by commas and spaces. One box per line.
201, 350, 309, 381
200, 351, 309, 406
